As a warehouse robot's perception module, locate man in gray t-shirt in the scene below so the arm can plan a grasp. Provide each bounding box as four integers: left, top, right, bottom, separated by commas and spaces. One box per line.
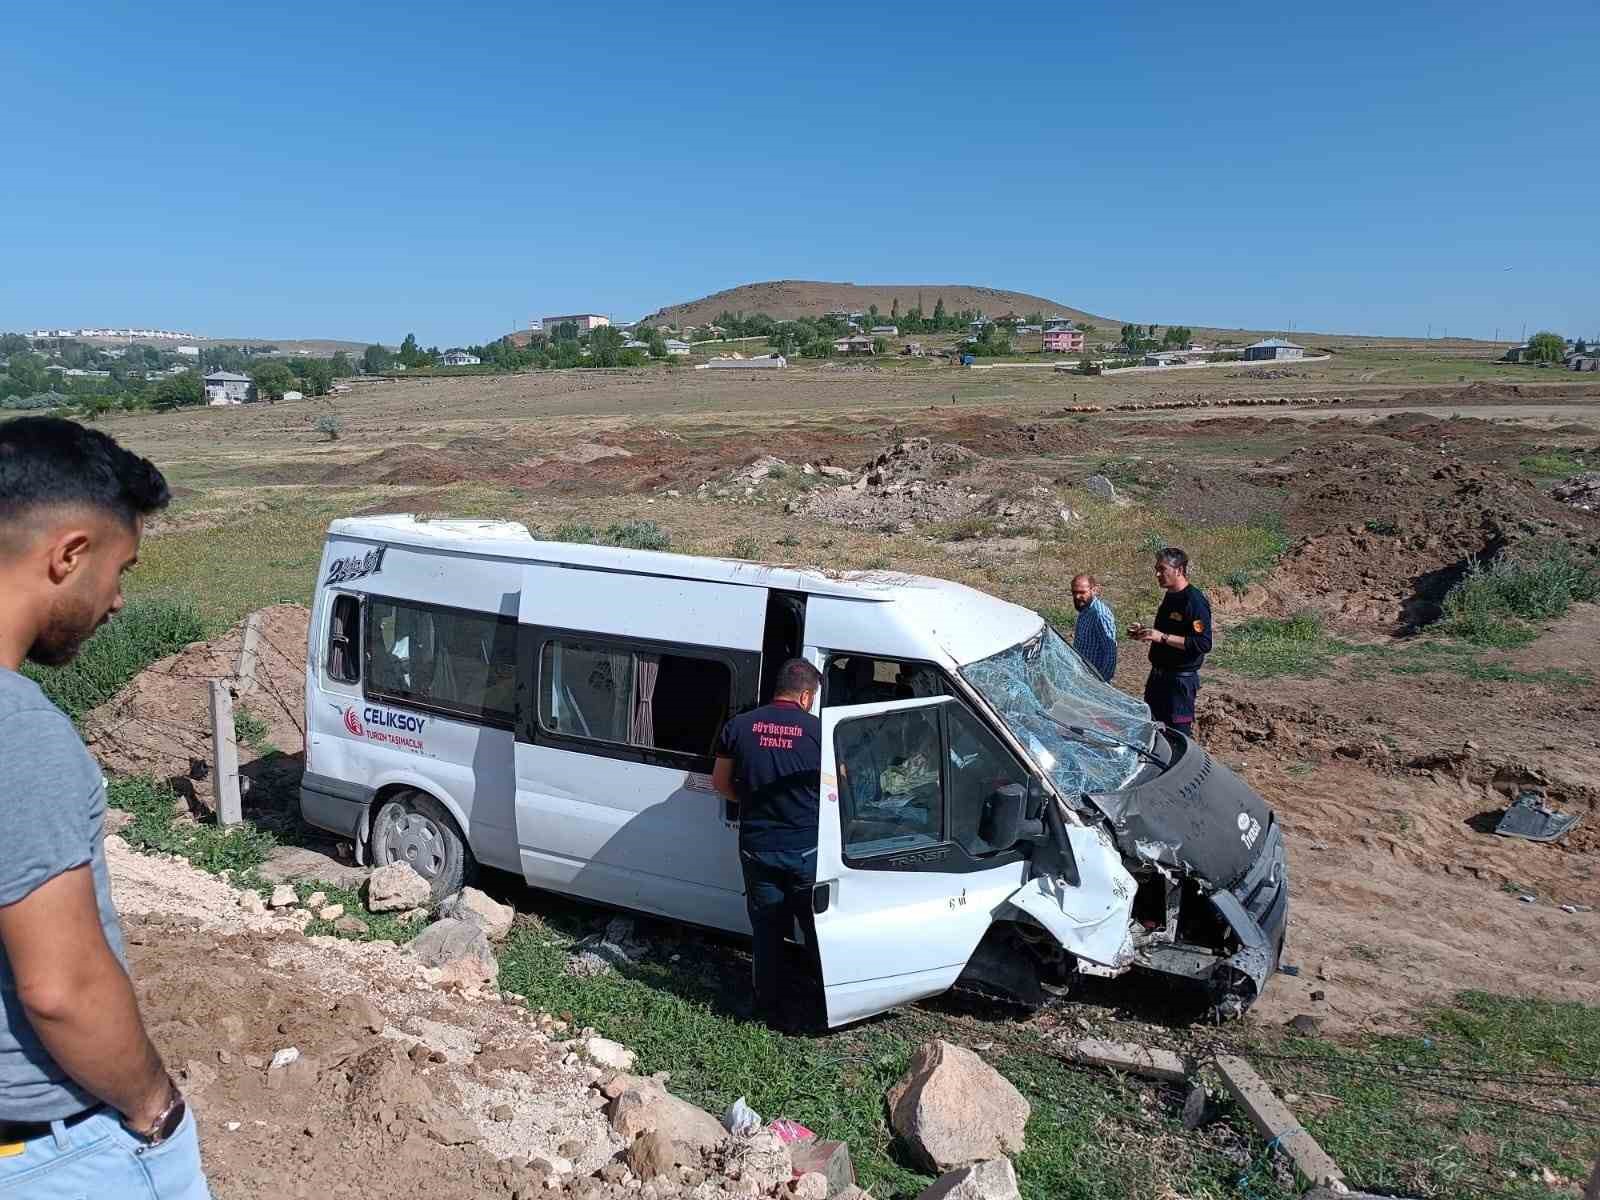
0, 417, 210, 1196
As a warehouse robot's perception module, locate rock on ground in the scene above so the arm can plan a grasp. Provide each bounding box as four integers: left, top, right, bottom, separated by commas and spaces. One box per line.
583, 1036, 635, 1072
1082, 473, 1119, 502
367, 861, 432, 912
886, 1041, 1029, 1173
409, 918, 499, 989
268, 883, 298, 909
608, 1077, 727, 1152
915, 1159, 1020, 1200
623, 1130, 684, 1181
442, 886, 515, 940
723, 1129, 792, 1194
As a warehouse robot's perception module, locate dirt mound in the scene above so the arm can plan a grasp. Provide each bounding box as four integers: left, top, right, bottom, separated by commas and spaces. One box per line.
794, 438, 998, 531
1392, 381, 1524, 407
1254, 441, 1600, 628
86, 605, 310, 816
943, 413, 1093, 457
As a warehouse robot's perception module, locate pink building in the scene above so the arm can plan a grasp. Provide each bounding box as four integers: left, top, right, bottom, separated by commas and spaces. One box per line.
1042, 324, 1084, 353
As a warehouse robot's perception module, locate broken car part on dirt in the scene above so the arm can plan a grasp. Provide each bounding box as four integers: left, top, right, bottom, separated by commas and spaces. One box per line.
1494, 790, 1582, 843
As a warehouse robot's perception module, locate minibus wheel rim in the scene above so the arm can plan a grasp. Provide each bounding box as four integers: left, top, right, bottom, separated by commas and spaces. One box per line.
381, 810, 446, 878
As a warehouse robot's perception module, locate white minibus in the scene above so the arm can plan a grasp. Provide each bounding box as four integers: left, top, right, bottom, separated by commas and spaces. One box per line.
302, 515, 1287, 1027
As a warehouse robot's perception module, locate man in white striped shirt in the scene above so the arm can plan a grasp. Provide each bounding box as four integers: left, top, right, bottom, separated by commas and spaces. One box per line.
1071, 574, 1118, 683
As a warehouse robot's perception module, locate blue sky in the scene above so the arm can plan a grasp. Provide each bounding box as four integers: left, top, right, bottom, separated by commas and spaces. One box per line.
3, 1, 1595, 346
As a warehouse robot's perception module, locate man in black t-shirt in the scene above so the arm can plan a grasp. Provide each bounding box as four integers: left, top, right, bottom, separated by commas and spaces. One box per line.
711, 658, 824, 1032
1130, 546, 1213, 731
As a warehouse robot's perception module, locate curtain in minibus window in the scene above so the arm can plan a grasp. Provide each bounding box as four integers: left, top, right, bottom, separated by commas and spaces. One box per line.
366, 599, 516, 724
540, 639, 731, 759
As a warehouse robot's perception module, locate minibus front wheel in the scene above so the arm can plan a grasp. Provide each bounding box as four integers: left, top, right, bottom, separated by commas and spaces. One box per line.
370, 788, 473, 902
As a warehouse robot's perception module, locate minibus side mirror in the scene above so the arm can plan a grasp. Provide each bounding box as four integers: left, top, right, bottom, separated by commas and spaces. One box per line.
980, 783, 1048, 852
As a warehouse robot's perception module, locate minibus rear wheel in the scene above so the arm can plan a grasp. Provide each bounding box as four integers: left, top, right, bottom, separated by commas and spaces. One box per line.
370, 789, 472, 901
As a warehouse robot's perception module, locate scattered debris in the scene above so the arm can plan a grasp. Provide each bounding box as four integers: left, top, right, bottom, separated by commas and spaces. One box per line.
1495, 791, 1582, 843
1552, 471, 1600, 512
568, 916, 648, 976
723, 1097, 762, 1137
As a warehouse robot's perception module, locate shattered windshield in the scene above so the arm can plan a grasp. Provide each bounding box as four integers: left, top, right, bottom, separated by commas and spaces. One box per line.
960, 622, 1155, 797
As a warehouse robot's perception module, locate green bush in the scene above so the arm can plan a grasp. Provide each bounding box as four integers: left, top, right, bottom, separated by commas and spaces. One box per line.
22, 598, 206, 722
1441, 549, 1600, 646
1363, 518, 1399, 536
603, 520, 672, 552
553, 522, 597, 544
730, 535, 763, 560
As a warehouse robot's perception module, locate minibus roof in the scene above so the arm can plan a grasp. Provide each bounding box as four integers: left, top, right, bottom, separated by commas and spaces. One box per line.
327, 514, 1043, 663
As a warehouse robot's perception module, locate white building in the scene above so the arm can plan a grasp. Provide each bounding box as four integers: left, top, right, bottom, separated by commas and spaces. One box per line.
664, 338, 691, 357
1242, 338, 1305, 361
540, 313, 610, 334
203, 370, 252, 405
176, 345, 200, 358
440, 350, 481, 366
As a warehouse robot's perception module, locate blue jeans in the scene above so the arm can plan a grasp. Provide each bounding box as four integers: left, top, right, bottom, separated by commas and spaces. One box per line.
740, 846, 822, 1030
0, 1107, 210, 1198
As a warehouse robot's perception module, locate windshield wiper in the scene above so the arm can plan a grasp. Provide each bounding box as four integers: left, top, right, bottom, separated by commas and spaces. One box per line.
1056, 720, 1167, 768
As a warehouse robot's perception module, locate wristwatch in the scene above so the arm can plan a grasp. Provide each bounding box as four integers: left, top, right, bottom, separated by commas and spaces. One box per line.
126, 1078, 187, 1147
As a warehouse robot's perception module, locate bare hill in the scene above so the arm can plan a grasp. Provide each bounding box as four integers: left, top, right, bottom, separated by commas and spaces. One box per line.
640, 280, 1112, 328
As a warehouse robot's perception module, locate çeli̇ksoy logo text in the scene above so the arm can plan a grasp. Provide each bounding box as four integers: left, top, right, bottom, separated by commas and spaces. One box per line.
325, 546, 386, 586
337, 704, 428, 752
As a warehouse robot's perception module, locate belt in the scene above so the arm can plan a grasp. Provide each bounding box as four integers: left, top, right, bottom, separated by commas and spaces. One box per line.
0, 1102, 106, 1145
1150, 667, 1199, 677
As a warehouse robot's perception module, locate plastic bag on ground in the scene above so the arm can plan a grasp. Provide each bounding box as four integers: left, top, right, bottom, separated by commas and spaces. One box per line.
768, 1118, 815, 1144
723, 1096, 761, 1136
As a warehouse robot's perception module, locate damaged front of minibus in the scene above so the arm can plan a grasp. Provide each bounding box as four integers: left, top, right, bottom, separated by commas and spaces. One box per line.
961, 622, 1288, 1017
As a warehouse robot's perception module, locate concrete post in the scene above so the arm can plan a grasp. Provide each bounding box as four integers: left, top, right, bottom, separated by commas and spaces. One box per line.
209, 681, 242, 827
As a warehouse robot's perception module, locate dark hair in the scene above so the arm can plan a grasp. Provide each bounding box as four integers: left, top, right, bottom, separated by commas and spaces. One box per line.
774, 657, 822, 697
1155, 546, 1188, 572
0, 417, 170, 531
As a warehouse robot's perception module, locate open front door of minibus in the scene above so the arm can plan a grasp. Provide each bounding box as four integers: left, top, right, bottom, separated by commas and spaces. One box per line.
812, 696, 1032, 1028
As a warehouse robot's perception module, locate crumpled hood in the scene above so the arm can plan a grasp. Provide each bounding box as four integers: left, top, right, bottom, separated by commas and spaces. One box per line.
1086, 729, 1273, 889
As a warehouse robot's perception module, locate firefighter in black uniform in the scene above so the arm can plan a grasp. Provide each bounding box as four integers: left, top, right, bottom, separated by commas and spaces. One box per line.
710, 658, 825, 1033
1130, 546, 1212, 731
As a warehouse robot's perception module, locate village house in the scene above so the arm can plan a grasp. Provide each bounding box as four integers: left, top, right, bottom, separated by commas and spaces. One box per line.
832, 335, 876, 355
1042, 322, 1085, 354
1243, 338, 1305, 361
440, 350, 481, 366
1570, 353, 1600, 372
203, 370, 252, 405
870, 324, 899, 337
664, 338, 691, 356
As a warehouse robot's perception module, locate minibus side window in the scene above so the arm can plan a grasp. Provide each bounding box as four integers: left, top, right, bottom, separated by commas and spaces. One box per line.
945, 701, 1030, 856
823, 655, 950, 707
364, 597, 517, 726
835, 706, 945, 861
539, 637, 733, 760
326, 594, 361, 685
